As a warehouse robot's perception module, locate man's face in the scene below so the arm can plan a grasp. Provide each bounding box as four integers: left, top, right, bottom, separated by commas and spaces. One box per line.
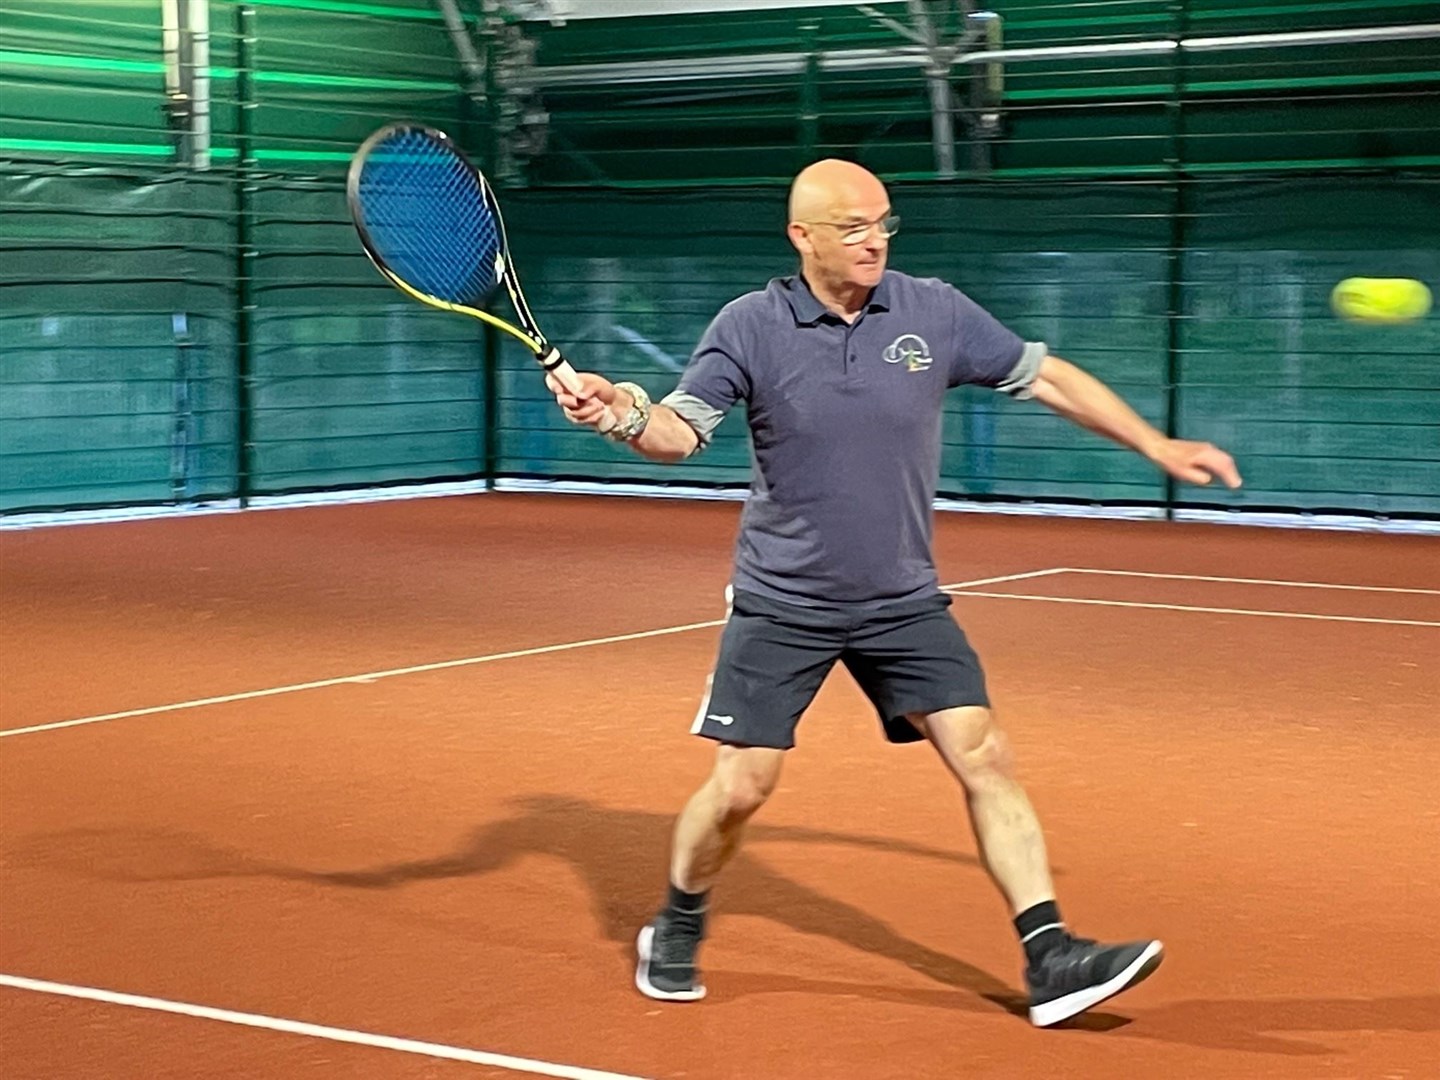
793, 187, 894, 290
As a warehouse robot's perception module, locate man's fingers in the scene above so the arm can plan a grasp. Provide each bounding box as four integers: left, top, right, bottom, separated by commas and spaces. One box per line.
560, 401, 612, 429
1194, 446, 1243, 489
1213, 455, 1243, 489
1164, 442, 1243, 490
548, 370, 618, 433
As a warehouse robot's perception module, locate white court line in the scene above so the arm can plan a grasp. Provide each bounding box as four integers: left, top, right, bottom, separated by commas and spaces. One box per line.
1062, 568, 1440, 596
0, 568, 1064, 741
0, 974, 654, 1080
0, 620, 724, 740
941, 567, 1068, 591
952, 591, 1440, 628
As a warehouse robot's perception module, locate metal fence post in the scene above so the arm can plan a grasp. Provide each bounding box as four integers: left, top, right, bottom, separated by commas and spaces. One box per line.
234, 3, 257, 504
1163, 0, 1191, 518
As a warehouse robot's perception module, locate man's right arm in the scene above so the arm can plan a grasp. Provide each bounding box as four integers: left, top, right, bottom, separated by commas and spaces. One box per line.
543, 373, 702, 463
548, 303, 749, 462
625, 398, 700, 462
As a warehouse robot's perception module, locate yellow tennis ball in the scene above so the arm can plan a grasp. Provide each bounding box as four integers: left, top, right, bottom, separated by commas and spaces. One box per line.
1330, 277, 1432, 324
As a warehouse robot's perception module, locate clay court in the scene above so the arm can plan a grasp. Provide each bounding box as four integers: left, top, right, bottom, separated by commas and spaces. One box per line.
3, 494, 1436, 1078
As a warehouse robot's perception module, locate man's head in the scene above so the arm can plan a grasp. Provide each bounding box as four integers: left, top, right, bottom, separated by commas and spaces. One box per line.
786, 159, 896, 295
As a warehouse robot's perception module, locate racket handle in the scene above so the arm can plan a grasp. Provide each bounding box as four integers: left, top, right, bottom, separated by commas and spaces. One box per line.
539, 347, 617, 434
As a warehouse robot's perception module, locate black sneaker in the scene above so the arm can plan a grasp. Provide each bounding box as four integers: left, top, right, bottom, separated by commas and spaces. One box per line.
1026, 936, 1163, 1027
635, 913, 707, 1002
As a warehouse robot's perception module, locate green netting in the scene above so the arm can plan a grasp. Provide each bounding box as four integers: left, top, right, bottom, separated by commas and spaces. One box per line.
246, 180, 488, 493
1179, 177, 1440, 513
0, 166, 238, 508
491, 179, 1438, 514
1, 0, 1437, 518
524, 0, 1440, 185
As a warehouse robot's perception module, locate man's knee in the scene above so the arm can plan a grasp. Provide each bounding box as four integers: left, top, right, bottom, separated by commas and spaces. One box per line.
911, 706, 1016, 784
709, 746, 784, 823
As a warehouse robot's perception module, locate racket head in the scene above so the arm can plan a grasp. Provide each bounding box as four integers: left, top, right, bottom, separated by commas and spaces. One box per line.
347, 124, 505, 310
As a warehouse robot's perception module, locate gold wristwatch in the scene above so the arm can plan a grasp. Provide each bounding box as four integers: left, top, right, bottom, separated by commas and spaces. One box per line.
604, 381, 652, 443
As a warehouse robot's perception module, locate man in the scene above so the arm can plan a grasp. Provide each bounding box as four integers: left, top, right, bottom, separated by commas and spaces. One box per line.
547, 159, 1241, 1027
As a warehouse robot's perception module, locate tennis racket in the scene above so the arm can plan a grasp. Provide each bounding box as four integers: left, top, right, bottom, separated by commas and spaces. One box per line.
347, 123, 612, 430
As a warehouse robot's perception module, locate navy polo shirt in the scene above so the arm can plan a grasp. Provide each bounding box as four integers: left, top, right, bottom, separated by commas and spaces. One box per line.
663, 270, 1046, 606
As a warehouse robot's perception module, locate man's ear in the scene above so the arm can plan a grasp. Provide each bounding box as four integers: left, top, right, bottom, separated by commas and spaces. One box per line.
786, 222, 811, 258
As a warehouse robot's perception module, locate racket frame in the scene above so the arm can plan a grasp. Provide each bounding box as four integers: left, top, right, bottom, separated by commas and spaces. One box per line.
346, 123, 588, 399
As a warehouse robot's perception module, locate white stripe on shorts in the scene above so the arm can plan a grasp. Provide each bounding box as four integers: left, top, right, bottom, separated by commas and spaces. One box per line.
689, 585, 735, 735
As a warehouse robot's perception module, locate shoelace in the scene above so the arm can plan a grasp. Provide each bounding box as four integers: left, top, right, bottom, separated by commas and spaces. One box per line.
1037, 937, 1102, 990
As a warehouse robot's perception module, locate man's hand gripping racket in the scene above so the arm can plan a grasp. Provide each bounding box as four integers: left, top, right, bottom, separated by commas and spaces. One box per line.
545, 371, 630, 432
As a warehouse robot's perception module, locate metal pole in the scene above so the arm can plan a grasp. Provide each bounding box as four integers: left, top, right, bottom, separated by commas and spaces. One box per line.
189, 0, 211, 170
161, 0, 210, 169
482, 320, 499, 488
435, 0, 487, 97
162, 0, 193, 503
161, 0, 191, 164
1186, 23, 1440, 51
521, 21, 1440, 87
1162, 0, 1190, 519
904, 1, 956, 179
481, 5, 502, 481
798, 19, 820, 165
161, 0, 181, 103
234, 3, 257, 505
927, 64, 956, 178
966, 10, 1003, 170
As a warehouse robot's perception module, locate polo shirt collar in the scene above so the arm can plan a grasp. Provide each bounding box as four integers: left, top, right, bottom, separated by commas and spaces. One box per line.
781, 272, 892, 326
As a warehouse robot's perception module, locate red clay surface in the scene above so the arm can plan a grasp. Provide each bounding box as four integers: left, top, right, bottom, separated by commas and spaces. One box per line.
2, 493, 1437, 1078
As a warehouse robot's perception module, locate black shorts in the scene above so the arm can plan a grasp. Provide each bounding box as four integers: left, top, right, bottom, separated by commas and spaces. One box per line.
691, 588, 990, 750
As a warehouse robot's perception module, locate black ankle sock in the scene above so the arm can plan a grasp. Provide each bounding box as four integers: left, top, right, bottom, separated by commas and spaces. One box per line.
666, 882, 709, 918
1014, 900, 1067, 966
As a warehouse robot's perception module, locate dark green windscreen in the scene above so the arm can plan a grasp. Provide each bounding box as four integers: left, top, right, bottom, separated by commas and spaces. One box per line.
2, 1, 1436, 517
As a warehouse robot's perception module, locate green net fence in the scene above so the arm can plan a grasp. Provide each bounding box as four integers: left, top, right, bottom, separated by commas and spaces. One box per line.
2, 0, 1437, 518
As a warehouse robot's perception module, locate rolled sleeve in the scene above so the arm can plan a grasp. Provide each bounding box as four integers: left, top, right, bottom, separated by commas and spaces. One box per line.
658, 389, 727, 449
994, 341, 1048, 399
668, 300, 753, 452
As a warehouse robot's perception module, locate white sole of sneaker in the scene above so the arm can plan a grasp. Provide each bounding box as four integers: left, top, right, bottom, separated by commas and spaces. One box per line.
634, 925, 707, 1002
1028, 940, 1163, 1028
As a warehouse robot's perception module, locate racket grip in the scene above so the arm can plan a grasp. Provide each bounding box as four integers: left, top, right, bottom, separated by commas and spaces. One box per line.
539, 348, 617, 433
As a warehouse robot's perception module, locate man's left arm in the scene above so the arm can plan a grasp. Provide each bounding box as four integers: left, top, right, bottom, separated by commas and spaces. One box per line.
1029, 355, 1242, 489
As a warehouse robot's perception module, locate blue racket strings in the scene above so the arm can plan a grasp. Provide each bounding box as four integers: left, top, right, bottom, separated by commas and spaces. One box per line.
356, 129, 501, 306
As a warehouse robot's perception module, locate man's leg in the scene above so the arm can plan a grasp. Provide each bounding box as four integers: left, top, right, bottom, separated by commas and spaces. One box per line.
912, 706, 1163, 1027
636, 744, 785, 1001
671, 743, 787, 893
907, 706, 1053, 913
638, 590, 841, 1002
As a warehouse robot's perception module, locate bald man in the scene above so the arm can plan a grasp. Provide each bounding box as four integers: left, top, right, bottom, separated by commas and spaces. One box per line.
548, 159, 1240, 1027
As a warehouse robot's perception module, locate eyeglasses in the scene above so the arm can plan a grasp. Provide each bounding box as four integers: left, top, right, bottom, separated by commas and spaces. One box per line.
803, 214, 901, 246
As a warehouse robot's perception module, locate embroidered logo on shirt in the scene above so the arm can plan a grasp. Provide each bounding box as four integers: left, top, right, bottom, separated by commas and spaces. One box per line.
883, 333, 934, 373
